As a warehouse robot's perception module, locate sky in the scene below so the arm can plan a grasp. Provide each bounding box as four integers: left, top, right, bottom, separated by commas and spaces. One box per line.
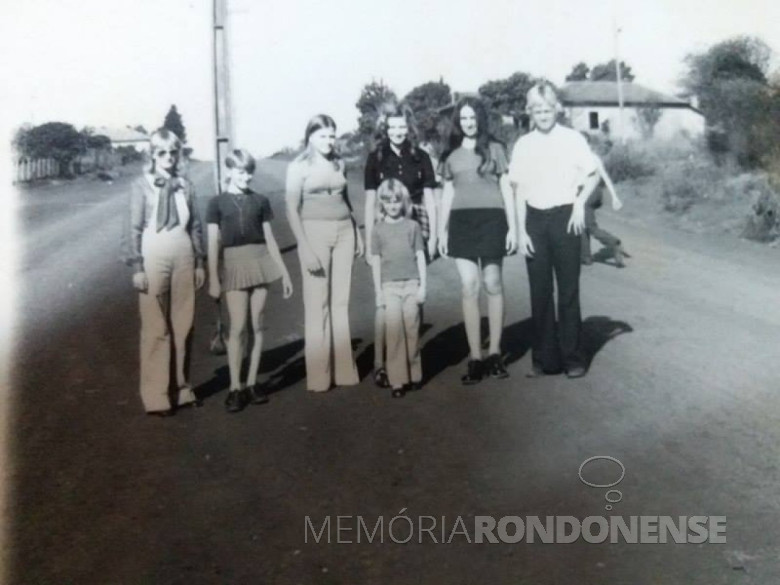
1, 0, 780, 159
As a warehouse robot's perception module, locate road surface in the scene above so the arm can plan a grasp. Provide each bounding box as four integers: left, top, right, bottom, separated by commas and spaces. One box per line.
7, 161, 780, 584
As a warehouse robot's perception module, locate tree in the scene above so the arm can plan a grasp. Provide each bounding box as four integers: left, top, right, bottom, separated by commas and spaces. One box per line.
682, 35, 774, 167
589, 60, 635, 82
478, 71, 537, 123
355, 80, 397, 142
163, 105, 187, 143
565, 62, 590, 81
14, 122, 85, 176
403, 79, 452, 142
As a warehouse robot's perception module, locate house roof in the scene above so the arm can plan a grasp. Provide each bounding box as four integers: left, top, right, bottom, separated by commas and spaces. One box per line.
560, 81, 696, 109
93, 126, 150, 143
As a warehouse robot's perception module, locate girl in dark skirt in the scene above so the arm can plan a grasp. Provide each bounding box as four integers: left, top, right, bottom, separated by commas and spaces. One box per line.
207, 149, 293, 412
438, 97, 517, 384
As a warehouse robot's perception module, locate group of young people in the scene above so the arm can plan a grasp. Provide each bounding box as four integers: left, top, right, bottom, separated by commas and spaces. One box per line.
123, 80, 620, 417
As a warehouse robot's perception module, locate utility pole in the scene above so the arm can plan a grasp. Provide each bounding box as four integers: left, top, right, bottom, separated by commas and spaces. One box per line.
212, 0, 232, 193
613, 14, 625, 142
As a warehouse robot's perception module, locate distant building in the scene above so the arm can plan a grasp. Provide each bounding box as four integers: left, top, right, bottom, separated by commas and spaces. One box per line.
93, 126, 151, 152
559, 81, 704, 141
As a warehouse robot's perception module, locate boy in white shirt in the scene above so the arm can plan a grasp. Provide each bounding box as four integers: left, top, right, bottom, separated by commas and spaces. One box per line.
509, 81, 601, 378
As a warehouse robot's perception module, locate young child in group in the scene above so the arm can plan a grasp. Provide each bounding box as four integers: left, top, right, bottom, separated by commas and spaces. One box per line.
370, 178, 427, 398
122, 128, 205, 417
207, 149, 293, 413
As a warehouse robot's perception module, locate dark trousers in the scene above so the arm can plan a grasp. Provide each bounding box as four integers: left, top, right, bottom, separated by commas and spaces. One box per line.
525, 204, 584, 372
581, 205, 621, 260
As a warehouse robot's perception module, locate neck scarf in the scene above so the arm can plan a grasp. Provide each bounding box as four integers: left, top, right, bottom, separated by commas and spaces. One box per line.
153, 175, 180, 232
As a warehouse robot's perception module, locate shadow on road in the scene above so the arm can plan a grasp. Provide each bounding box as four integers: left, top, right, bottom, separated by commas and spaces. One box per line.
581, 315, 633, 368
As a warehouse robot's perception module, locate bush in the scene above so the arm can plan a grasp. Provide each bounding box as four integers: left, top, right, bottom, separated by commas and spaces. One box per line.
602, 144, 655, 182
660, 159, 724, 214
740, 174, 780, 241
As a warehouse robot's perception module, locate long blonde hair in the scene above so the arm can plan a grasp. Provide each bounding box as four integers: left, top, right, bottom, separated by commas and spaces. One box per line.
295, 114, 341, 170
376, 178, 412, 219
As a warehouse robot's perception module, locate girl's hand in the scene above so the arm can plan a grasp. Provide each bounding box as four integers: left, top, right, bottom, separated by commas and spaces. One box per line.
612, 198, 624, 211
416, 285, 426, 305
427, 236, 438, 261
505, 229, 518, 255
518, 231, 535, 258
375, 291, 385, 308
194, 268, 206, 290
301, 246, 324, 277
437, 232, 448, 258
281, 272, 293, 299
132, 271, 149, 292
355, 229, 365, 258
208, 279, 221, 300
567, 201, 586, 235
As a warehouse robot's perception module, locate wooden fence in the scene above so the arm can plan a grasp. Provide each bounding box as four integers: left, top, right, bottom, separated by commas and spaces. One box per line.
13, 157, 61, 182
13, 149, 122, 183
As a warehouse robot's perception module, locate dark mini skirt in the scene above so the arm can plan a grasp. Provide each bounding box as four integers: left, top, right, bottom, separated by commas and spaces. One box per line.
448, 208, 509, 259
223, 244, 282, 291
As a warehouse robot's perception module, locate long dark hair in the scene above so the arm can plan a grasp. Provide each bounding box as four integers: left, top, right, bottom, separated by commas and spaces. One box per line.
370, 102, 423, 164
441, 97, 504, 176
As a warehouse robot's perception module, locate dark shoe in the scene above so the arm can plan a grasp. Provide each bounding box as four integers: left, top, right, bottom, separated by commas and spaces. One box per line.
486, 354, 509, 379
391, 387, 406, 398
408, 381, 423, 391
461, 359, 484, 385
581, 255, 594, 266
147, 408, 175, 418
225, 389, 247, 413
613, 245, 626, 268
565, 365, 587, 379
249, 382, 270, 405
374, 368, 390, 389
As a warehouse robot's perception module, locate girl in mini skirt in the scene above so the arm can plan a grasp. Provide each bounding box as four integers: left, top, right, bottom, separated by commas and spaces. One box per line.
206, 149, 293, 412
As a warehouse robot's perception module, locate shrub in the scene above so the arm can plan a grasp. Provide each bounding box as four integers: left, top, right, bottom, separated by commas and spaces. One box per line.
660, 158, 726, 214
602, 144, 655, 182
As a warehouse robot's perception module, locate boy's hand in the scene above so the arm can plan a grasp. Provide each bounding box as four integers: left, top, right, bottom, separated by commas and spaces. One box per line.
208, 279, 221, 300
612, 198, 624, 211
416, 286, 426, 305
518, 231, 535, 258
567, 201, 586, 235
375, 292, 385, 308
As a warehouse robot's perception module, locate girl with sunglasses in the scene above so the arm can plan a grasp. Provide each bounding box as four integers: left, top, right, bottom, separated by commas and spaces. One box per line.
121, 128, 206, 416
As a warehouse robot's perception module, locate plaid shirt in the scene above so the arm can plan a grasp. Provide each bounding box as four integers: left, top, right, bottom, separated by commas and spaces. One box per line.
410, 202, 430, 241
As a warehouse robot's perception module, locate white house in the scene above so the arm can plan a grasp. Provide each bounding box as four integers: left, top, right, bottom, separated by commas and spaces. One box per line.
559, 81, 705, 141
93, 126, 151, 152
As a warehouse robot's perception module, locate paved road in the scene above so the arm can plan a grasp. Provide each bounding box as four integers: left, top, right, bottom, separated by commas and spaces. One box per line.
8, 161, 780, 584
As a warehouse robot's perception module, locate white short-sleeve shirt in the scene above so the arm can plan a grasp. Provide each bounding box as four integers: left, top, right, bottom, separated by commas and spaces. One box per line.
508, 124, 599, 209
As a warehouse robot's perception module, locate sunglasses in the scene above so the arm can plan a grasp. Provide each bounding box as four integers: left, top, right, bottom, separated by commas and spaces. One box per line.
155, 149, 180, 158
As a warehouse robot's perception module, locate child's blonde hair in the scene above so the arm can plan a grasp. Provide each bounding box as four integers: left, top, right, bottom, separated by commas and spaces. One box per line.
525, 80, 563, 115
147, 128, 183, 175
376, 178, 412, 218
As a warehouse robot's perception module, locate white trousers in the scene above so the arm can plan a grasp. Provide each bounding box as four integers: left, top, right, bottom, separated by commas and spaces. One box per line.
299, 219, 359, 391
138, 228, 196, 411
383, 279, 421, 388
